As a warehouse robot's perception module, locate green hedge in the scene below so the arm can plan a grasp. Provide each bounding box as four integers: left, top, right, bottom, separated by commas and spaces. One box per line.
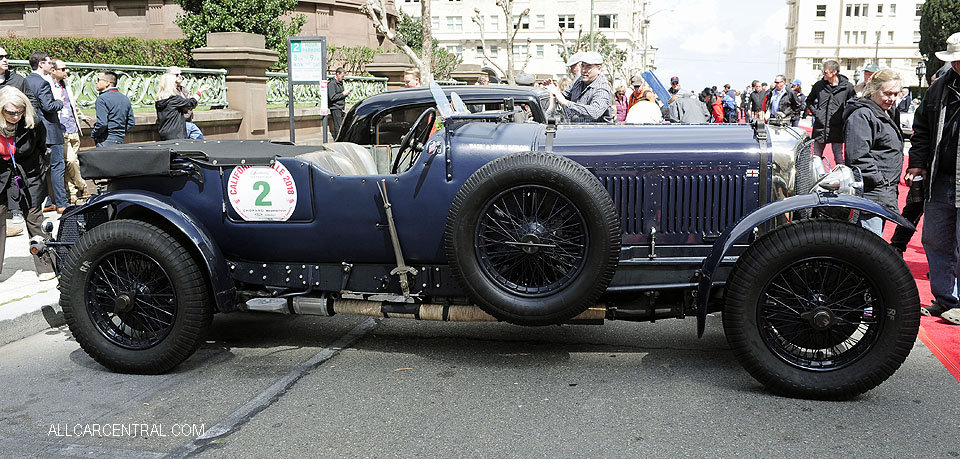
0, 37, 190, 67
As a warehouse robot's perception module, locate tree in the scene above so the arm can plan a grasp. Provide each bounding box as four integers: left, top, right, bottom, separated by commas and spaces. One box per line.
396, 12, 462, 80
362, 0, 433, 83
559, 31, 628, 85
919, 0, 960, 83
471, 0, 532, 85
175, 0, 305, 70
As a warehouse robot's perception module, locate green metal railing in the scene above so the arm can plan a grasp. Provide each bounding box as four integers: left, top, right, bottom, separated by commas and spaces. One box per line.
8, 60, 227, 109
266, 73, 388, 106
265, 74, 466, 106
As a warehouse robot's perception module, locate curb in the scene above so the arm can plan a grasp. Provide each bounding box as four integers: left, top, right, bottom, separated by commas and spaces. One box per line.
0, 291, 65, 347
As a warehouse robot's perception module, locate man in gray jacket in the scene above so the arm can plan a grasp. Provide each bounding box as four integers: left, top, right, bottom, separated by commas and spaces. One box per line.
906, 32, 960, 324
663, 92, 710, 123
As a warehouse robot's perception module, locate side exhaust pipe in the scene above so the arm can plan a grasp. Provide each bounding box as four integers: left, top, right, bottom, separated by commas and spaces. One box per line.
242, 295, 605, 324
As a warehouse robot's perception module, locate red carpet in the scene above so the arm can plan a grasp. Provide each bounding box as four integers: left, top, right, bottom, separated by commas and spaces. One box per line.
795, 129, 958, 381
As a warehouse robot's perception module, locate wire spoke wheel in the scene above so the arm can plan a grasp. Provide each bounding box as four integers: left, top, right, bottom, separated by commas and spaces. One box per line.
86, 249, 178, 350
758, 256, 881, 371
723, 220, 920, 399
476, 185, 588, 296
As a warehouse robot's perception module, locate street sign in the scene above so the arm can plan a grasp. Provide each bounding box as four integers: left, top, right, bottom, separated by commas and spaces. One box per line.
285, 36, 328, 143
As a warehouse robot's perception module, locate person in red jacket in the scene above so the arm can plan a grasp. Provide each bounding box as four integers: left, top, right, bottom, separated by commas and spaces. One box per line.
702, 88, 723, 123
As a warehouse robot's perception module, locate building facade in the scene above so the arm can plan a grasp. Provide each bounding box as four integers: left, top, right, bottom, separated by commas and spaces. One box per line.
398, 0, 656, 84
784, 0, 925, 89
0, 0, 390, 49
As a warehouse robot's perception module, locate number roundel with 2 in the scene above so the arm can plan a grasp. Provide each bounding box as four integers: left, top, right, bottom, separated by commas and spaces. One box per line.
226, 163, 298, 221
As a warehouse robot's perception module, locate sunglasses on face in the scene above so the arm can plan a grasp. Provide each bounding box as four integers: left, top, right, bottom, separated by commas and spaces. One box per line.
3, 108, 24, 116
0, 55, 8, 60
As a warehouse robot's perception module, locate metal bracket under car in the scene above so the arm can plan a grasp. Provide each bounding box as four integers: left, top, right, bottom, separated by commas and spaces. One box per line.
694, 192, 915, 338
377, 179, 418, 297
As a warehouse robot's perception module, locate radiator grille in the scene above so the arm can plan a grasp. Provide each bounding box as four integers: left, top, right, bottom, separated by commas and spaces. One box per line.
600, 171, 747, 237
660, 174, 745, 235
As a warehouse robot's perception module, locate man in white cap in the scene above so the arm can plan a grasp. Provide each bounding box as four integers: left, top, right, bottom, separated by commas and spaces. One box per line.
906, 32, 960, 324
566, 52, 583, 79
546, 51, 613, 123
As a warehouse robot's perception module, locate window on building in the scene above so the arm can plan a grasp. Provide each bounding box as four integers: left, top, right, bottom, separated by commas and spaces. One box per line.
559, 15, 575, 29
513, 44, 528, 57
490, 45, 498, 57
877, 4, 883, 15
860, 30, 867, 42
816, 4, 827, 17
846, 4, 852, 16
889, 4, 896, 15
844, 30, 851, 44
597, 14, 616, 29
854, 4, 860, 16
813, 58, 823, 70
447, 16, 462, 31
846, 58, 862, 70
888, 30, 894, 42
514, 16, 529, 29
489, 15, 499, 31
916, 3, 922, 16
476, 45, 484, 56
431, 16, 439, 29
536, 14, 545, 28
814, 31, 825, 44
446, 44, 462, 57
914, 31, 921, 43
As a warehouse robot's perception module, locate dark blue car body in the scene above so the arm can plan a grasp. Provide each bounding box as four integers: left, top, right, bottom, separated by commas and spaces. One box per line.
48, 86, 920, 399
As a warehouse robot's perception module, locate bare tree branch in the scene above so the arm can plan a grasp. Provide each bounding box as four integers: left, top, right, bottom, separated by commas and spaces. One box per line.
471, 9, 505, 77
360, 0, 432, 83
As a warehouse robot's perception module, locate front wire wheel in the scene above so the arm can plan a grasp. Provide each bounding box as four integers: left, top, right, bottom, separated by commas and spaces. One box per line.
723, 219, 919, 399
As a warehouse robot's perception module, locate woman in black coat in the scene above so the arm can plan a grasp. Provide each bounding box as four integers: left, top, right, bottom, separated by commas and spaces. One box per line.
0, 86, 54, 279
155, 73, 202, 140
843, 69, 904, 236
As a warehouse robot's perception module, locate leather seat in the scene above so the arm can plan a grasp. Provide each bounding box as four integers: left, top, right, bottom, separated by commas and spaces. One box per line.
295, 142, 379, 176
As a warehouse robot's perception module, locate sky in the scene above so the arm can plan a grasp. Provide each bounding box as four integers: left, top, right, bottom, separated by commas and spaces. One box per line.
645, 0, 789, 93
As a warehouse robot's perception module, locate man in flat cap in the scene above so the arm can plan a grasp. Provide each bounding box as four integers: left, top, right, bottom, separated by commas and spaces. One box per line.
515, 73, 535, 86
907, 32, 960, 324
547, 51, 613, 123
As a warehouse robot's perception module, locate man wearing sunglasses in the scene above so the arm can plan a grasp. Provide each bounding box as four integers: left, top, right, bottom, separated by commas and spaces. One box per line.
25, 51, 67, 213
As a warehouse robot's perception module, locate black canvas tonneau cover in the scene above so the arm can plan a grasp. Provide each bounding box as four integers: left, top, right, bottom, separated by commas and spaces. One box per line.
79, 140, 318, 179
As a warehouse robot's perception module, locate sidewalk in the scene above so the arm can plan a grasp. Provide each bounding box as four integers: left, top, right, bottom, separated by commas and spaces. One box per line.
1, 210, 65, 346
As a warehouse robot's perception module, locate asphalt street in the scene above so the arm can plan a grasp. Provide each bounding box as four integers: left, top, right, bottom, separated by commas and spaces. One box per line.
0, 311, 957, 458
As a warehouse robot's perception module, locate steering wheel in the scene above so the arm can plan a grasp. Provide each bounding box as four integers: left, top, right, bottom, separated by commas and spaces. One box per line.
391, 107, 437, 174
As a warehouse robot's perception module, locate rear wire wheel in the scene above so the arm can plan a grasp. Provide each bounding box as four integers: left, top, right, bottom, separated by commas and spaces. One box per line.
59, 219, 212, 374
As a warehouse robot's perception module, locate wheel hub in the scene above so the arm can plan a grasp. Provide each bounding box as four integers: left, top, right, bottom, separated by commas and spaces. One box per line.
519, 233, 542, 254
113, 291, 137, 313
800, 306, 837, 330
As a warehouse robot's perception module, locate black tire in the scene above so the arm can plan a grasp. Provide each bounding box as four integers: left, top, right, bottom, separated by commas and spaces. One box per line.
723, 219, 919, 399
445, 152, 620, 326
59, 220, 213, 374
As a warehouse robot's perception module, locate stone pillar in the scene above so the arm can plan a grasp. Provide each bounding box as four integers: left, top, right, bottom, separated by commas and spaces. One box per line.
366, 53, 415, 90
192, 32, 278, 139
450, 64, 487, 85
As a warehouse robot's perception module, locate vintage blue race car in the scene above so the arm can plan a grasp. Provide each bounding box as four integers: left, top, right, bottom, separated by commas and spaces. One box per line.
44, 85, 920, 399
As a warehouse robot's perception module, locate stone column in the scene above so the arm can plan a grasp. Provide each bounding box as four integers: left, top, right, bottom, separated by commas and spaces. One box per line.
366, 53, 414, 90
192, 32, 278, 139
450, 64, 486, 85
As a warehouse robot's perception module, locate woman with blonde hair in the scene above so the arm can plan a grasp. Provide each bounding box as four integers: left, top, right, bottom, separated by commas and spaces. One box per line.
155, 72, 203, 140
0, 86, 55, 280
843, 68, 904, 235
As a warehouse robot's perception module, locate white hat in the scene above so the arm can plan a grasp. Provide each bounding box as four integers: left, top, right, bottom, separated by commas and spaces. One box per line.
580, 51, 604, 65
566, 52, 583, 67
935, 32, 960, 62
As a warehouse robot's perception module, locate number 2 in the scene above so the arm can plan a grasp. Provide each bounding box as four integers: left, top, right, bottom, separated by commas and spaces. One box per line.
253, 181, 272, 206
